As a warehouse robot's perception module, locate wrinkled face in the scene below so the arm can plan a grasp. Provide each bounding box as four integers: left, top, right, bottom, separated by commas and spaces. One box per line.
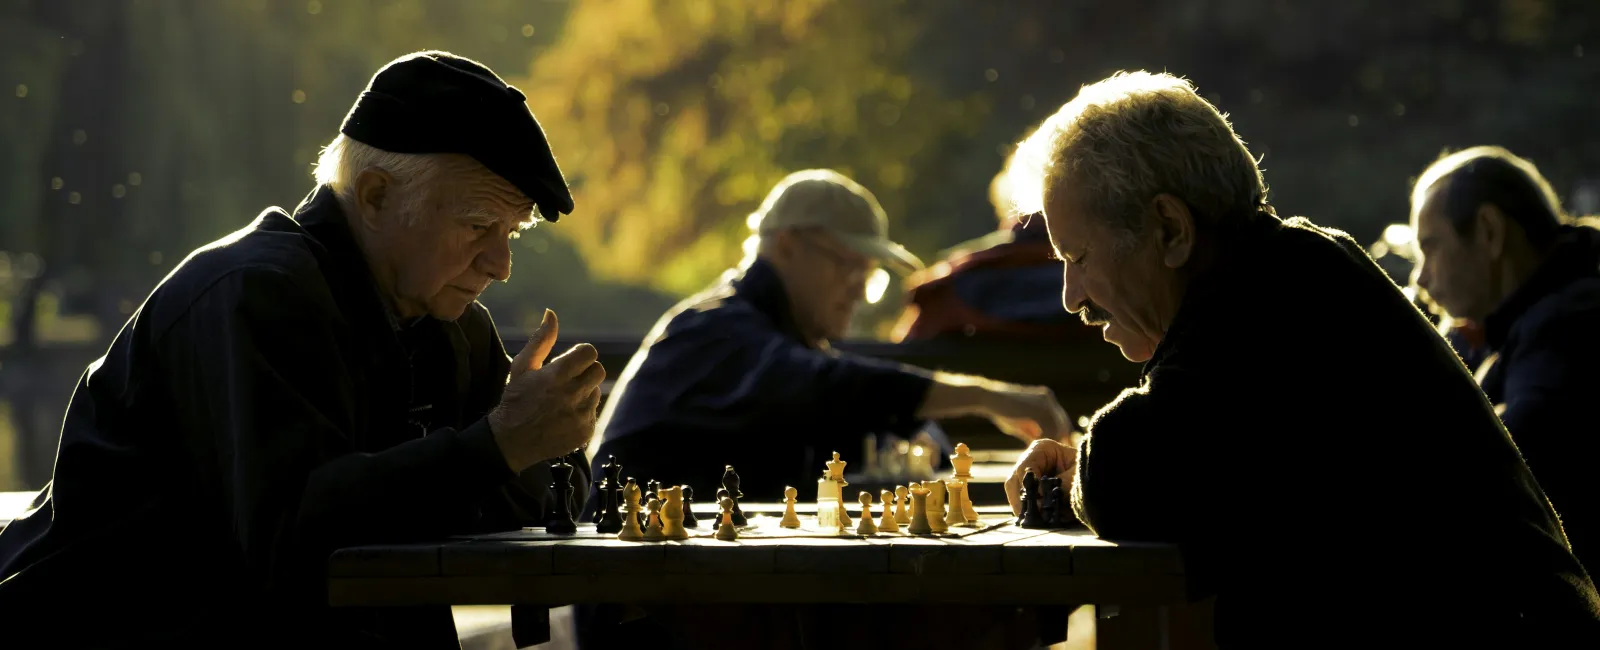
359, 156, 535, 321
781, 228, 877, 341
1043, 183, 1187, 363
1412, 184, 1495, 321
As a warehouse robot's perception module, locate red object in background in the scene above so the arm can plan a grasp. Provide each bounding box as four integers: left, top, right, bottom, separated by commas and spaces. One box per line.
892, 221, 1100, 343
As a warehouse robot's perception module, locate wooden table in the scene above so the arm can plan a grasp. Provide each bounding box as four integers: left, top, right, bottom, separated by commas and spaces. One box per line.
329, 504, 1196, 649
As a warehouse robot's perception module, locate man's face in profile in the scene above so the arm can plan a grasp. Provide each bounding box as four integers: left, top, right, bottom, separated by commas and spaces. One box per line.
1043, 183, 1174, 363
784, 228, 875, 341
366, 159, 534, 321
1412, 183, 1496, 322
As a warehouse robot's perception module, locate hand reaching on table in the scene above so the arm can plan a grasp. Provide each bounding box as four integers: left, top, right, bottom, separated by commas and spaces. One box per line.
488, 309, 606, 473
981, 383, 1071, 443
1004, 438, 1078, 517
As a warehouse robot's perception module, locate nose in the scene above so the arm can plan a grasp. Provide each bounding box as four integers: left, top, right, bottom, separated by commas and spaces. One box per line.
476, 234, 513, 283
1411, 262, 1430, 294
1060, 264, 1086, 314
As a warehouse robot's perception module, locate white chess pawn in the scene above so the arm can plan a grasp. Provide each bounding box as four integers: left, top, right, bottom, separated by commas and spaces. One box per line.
780, 486, 802, 529
855, 492, 878, 535
643, 498, 664, 540
878, 489, 898, 533
894, 485, 910, 525
714, 497, 739, 541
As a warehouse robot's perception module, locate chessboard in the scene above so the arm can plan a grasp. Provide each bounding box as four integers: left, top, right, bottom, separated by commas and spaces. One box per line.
467, 512, 1010, 543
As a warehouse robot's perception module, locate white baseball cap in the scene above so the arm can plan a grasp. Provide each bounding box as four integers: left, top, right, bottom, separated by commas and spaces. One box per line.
746, 169, 924, 275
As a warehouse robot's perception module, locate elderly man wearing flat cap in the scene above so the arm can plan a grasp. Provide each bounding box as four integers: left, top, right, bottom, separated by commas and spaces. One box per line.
0, 51, 600, 647
590, 170, 1070, 506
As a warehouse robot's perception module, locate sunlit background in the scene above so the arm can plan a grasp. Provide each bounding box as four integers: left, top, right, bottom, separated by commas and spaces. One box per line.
3, 0, 1599, 490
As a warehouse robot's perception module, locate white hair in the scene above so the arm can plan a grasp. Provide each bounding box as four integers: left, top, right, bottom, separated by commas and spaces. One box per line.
1010, 71, 1267, 248
312, 134, 441, 221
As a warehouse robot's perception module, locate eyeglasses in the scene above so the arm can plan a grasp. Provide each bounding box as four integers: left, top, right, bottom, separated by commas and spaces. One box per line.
796, 230, 876, 278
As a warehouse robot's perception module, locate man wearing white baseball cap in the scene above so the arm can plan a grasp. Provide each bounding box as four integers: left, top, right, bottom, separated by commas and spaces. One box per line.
580, 167, 1069, 646
589, 168, 1070, 503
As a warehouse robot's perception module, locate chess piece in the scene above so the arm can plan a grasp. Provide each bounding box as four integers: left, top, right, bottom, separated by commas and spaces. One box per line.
816, 451, 851, 530
722, 466, 747, 527
545, 460, 578, 534
1018, 469, 1048, 528
714, 497, 739, 541
642, 479, 661, 526
660, 486, 688, 540
605, 460, 625, 524
855, 492, 878, 535
681, 485, 699, 528
617, 479, 645, 541
950, 443, 980, 522
878, 489, 898, 533
894, 485, 910, 525
712, 488, 731, 529
780, 486, 802, 529
1050, 485, 1072, 527
643, 498, 665, 540
926, 480, 949, 534
945, 479, 970, 527
1039, 476, 1062, 527
907, 483, 933, 535
592, 473, 618, 533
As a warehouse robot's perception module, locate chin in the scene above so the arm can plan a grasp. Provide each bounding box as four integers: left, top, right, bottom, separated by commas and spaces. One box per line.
428, 299, 474, 322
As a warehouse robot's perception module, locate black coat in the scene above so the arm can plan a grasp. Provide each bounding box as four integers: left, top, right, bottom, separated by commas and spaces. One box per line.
1480, 224, 1600, 574
590, 259, 934, 503
0, 186, 587, 648
1072, 213, 1600, 648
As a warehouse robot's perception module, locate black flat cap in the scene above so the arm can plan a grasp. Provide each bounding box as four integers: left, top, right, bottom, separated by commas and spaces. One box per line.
338, 51, 574, 221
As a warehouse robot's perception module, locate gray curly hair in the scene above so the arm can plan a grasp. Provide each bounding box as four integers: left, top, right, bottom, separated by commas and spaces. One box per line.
1009, 71, 1267, 250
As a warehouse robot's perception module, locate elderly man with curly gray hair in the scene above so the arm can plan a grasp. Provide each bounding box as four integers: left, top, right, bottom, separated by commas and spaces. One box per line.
1004, 71, 1600, 648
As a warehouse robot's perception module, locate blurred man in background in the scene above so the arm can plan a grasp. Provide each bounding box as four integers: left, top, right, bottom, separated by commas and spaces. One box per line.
1005, 71, 1599, 648
590, 169, 1070, 500
1410, 145, 1600, 572
892, 145, 1095, 343
0, 52, 598, 647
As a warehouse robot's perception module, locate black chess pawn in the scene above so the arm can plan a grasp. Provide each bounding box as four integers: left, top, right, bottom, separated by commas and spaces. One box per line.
681, 485, 699, 528
645, 480, 661, 505
712, 488, 731, 529
546, 461, 578, 534
1039, 476, 1061, 527
1018, 469, 1048, 528
722, 465, 747, 526
1049, 485, 1073, 527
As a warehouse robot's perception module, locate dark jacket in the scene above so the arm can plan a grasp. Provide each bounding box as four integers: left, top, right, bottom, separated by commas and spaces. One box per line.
0, 186, 586, 648
590, 259, 933, 501
1072, 212, 1600, 648
1480, 224, 1600, 574
894, 217, 1094, 343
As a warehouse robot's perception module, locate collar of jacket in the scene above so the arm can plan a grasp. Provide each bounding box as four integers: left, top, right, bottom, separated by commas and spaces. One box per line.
1483, 224, 1600, 350
730, 257, 813, 347
1140, 209, 1285, 378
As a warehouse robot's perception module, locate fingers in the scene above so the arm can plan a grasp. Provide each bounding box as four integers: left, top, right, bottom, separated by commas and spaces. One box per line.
1006, 439, 1059, 516
547, 343, 600, 380
521, 309, 560, 373
580, 386, 602, 417
570, 361, 607, 398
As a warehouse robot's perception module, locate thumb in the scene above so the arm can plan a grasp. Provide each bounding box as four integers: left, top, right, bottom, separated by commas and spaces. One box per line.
513, 309, 560, 375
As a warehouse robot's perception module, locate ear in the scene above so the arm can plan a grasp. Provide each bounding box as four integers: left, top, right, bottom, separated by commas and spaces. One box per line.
1475, 203, 1508, 259
1150, 193, 1196, 268
351, 167, 396, 232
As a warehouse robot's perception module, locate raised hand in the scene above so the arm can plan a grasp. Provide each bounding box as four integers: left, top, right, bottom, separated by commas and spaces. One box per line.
487, 309, 606, 473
